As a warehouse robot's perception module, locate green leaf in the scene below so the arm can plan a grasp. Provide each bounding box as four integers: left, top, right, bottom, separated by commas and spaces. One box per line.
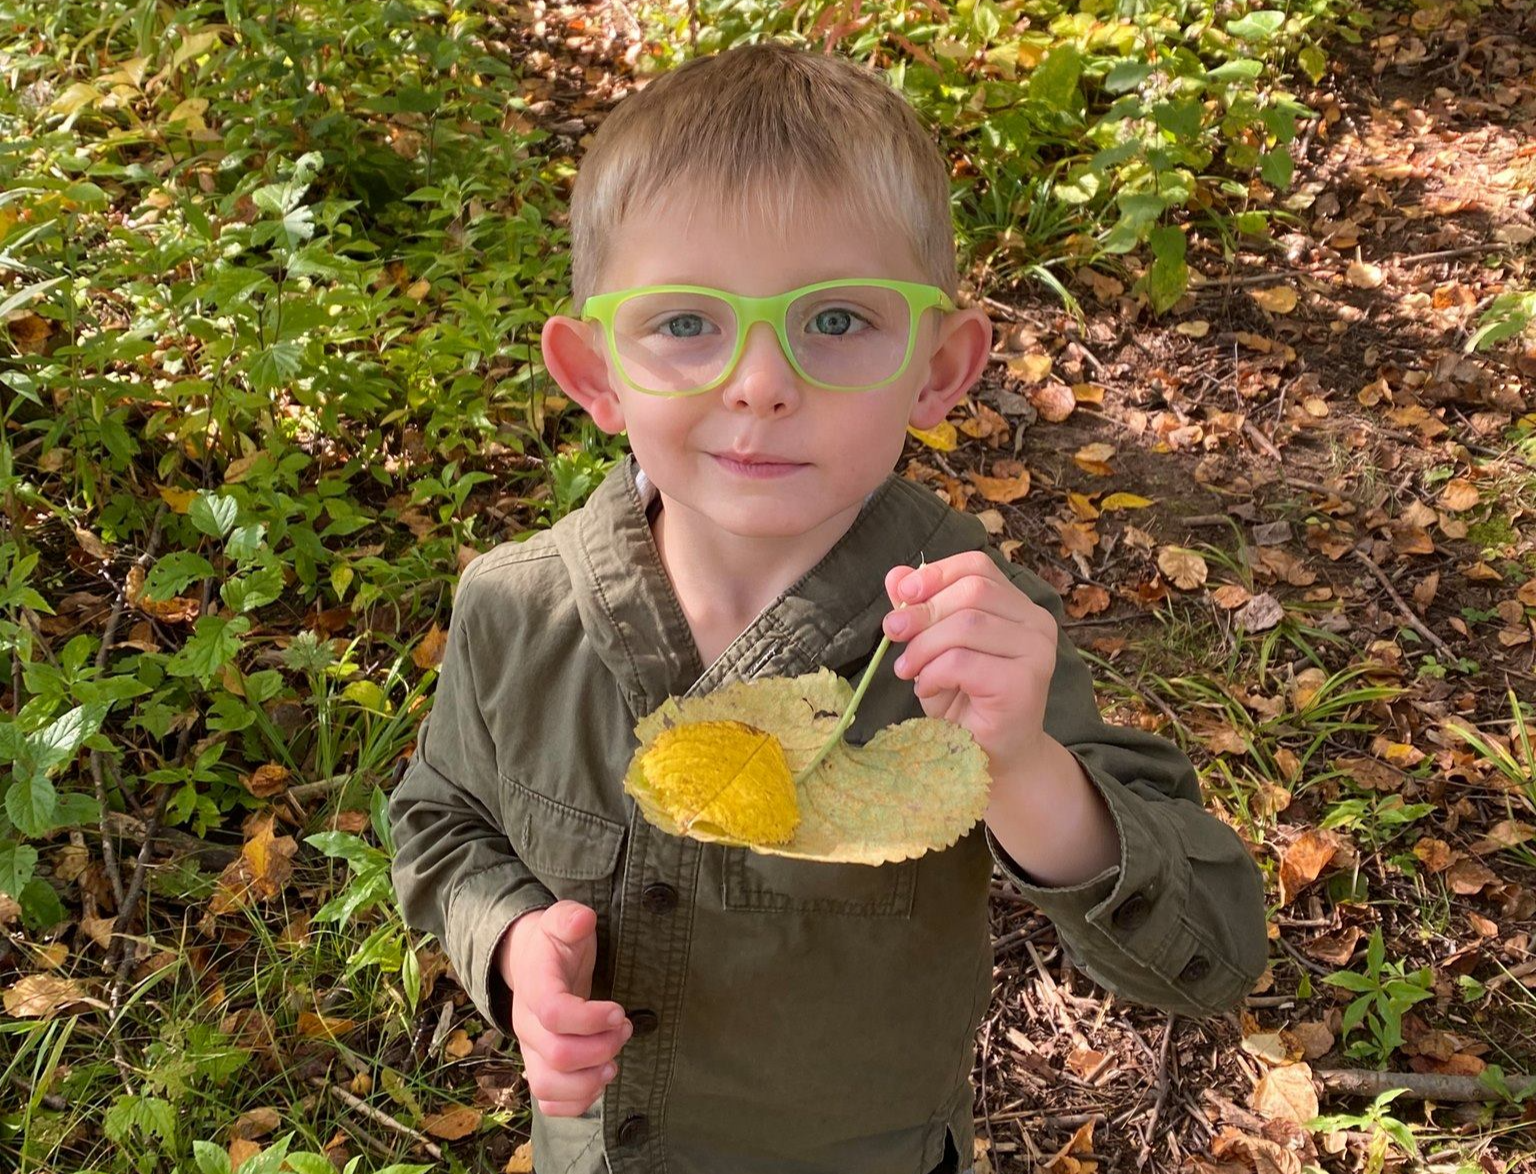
1104, 60, 1152, 94
6, 774, 59, 837
1207, 59, 1264, 83
190, 492, 239, 539
0, 839, 38, 897
167, 615, 250, 685
32, 704, 109, 776
193, 1139, 233, 1174
1029, 44, 1083, 112
1260, 149, 1294, 189
1145, 225, 1188, 314
1298, 44, 1328, 84
1227, 10, 1286, 40
1323, 971, 1378, 993
20, 877, 66, 929
142, 552, 215, 601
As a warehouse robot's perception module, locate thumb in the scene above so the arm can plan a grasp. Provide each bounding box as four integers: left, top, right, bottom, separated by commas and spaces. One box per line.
538, 901, 597, 982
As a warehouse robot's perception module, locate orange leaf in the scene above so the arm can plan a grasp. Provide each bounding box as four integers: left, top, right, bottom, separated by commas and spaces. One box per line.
422, 1104, 482, 1140
1279, 829, 1341, 905
413, 624, 449, 671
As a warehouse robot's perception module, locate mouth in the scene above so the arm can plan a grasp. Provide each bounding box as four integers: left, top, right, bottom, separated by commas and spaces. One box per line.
712, 452, 808, 477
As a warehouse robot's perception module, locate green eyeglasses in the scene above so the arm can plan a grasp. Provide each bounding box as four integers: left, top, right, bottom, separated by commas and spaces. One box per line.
580, 278, 956, 397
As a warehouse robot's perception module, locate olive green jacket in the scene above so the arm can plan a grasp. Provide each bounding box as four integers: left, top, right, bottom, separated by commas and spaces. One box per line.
389, 454, 1267, 1174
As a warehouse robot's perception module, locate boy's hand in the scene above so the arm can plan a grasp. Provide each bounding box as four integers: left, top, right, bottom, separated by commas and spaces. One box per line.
499, 901, 632, 1117
882, 553, 1059, 769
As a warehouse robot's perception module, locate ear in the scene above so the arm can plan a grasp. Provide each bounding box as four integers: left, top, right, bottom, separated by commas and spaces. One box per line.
909, 306, 993, 431
541, 315, 627, 434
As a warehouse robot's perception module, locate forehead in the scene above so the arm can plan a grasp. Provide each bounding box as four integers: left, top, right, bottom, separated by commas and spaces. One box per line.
598, 179, 927, 295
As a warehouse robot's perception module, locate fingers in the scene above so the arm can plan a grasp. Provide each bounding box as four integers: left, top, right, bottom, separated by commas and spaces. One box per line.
886, 551, 1000, 607
519, 1005, 633, 1069
525, 1057, 619, 1107
532, 900, 599, 1002
889, 609, 1054, 690
538, 1097, 601, 1118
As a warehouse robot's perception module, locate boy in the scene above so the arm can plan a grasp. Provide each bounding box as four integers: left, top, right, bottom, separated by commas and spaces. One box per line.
389, 41, 1268, 1174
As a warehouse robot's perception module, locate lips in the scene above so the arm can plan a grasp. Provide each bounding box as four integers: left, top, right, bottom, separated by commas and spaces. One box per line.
718, 452, 800, 465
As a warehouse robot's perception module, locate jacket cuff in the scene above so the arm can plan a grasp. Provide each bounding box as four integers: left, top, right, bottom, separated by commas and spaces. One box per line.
986, 753, 1254, 1016
445, 862, 556, 1034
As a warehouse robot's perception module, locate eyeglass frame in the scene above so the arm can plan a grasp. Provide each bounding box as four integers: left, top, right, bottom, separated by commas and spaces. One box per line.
578, 278, 957, 397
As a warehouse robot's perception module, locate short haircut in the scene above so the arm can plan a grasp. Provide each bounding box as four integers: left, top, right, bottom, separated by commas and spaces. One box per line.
567, 41, 957, 312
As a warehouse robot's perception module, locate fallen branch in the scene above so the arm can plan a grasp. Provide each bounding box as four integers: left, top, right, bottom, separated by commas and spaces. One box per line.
1351, 549, 1457, 661
313, 1078, 445, 1161
101, 810, 240, 869
1314, 1067, 1536, 1103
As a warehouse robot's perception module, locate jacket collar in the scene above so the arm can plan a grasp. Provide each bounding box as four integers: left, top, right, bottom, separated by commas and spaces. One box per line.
552, 453, 988, 716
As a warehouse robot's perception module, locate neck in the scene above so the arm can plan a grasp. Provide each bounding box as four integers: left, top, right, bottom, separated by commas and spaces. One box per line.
650, 492, 865, 643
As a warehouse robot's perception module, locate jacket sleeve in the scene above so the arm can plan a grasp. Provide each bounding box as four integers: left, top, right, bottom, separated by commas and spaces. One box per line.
388, 568, 555, 1033
986, 559, 1270, 1018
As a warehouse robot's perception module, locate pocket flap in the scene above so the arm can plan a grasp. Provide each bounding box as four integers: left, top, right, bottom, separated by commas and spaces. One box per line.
501, 775, 625, 880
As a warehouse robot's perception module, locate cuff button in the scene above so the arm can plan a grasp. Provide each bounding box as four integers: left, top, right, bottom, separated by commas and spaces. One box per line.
1180, 954, 1210, 983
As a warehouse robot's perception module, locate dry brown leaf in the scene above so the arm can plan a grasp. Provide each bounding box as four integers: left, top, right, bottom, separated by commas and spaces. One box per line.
5, 311, 54, 354
228, 1140, 263, 1172
1447, 857, 1497, 896
1438, 479, 1480, 511
1065, 584, 1110, 619
3, 974, 93, 1018
1303, 926, 1361, 967
1157, 546, 1208, 590
231, 1106, 281, 1140
297, 1011, 357, 1039
1290, 1021, 1335, 1060
1469, 820, 1535, 856
1213, 584, 1252, 609
1279, 829, 1341, 905
505, 1141, 535, 1174
1072, 443, 1116, 477
422, 1104, 482, 1140
1029, 381, 1076, 423
444, 1029, 474, 1059
1252, 1063, 1318, 1124
974, 508, 1005, 536
241, 763, 290, 798
1175, 318, 1212, 338
413, 624, 449, 670
210, 815, 297, 914
1412, 837, 1456, 872
966, 462, 1031, 504
1250, 286, 1299, 314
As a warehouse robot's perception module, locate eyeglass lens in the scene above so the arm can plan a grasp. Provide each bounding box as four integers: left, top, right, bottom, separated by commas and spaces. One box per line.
609, 285, 913, 394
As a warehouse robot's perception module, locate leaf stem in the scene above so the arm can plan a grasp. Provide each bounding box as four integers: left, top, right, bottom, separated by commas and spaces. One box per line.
793, 629, 897, 786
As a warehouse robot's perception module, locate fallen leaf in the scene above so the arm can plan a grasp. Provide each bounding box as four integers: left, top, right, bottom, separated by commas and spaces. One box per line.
1157, 546, 1208, 590
231, 1106, 281, 1140
1065, 584, 1110, 618
210, 815, 297, 914
3, 975, 93, 1018
229, 1140, 262, 1172
1072, 443, 1116, 477
297, 1011, 357, 1039
1176, 319, 1211, 338
505, 1141, 535, 1173
1235, 592, 1284, 632
1250, 286, 1299, 314
1438, 479, 1480, 511
1100, 492, 1154, 511
1447, 857, 1497, 896
1252, 1062, 1318, 1124
422, 1104, 482, 1140
1007, 352, 1053, 384
966, 462, 1031, 503
444, 1029, 473, 1059
907, 421, 958, 452
1029, 382, 1076, 423
1280, 829, 1341, 905
241, 763, 290, 798
1290, 1021, 1335, 1060
413, 624, 449, 671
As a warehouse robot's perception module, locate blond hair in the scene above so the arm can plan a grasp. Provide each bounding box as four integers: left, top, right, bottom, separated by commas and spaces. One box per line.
568, 41, 956, 312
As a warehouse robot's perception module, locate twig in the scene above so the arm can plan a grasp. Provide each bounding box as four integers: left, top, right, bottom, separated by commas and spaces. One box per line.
101, 809, 240, 869
1136, 1012, 1178, 1168
1314, 1067, 1536, 1103
1025, 940, 1089, 1050
286, 774, 355, 803
1351, 549, 1457, 661
1242, 418, 1285, 463
314, 1078, 445, 1161
1485, 957, 1536, 992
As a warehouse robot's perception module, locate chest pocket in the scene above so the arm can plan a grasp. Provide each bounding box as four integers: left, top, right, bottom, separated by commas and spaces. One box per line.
722, 847, 917, 917
499, 774, 626, 916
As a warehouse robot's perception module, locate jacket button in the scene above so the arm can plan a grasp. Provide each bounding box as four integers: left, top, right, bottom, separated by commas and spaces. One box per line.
641, 883, 678, 913
617, 1114, 649, 1146
629, 1009, 659, 1036
1180, 954, 1211, 983
1110, 891, 1151, 931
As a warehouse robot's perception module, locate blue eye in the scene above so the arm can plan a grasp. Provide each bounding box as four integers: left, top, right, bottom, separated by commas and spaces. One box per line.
808, 307, 869, 336
659, 314, 714, 339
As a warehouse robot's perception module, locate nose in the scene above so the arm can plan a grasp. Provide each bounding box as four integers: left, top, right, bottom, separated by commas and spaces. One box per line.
723, 321, 802, 417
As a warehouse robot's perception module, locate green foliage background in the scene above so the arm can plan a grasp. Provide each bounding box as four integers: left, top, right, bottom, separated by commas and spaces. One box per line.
0, 0, 1360, 1168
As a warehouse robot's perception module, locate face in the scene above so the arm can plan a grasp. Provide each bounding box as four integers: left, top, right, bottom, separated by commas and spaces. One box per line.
542, 189, 991, 547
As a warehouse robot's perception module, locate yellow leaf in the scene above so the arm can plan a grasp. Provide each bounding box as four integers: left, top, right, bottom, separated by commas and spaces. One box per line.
639, 720, 799, 844
297, 1011, 357, 1039
505, 1141, 536, 1173
1006, 352, 1053, 384
1072, 443, 1116, 476
165, 97, 208, 129
1438, 479, 1479, 511
171, 28, 225, 71
422, 1104, 482, 1140
906, 421, 957, 452
1175, 319, 1211, 338
49, 82, 102, 117
158, 485, 197, 513
1099, 492, 1154, 511
626, 671, 990, 865
1250, 286, 1298, 314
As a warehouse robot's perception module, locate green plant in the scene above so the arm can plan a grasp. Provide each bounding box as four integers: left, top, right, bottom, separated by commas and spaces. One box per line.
1307, 1088, 1420, 1174
1321, 927, 1434, 1066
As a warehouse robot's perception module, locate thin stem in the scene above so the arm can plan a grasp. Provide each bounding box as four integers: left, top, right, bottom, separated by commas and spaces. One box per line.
793, 629, 898, 787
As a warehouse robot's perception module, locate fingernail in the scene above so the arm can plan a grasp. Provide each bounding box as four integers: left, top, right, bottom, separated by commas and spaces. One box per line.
894, 655, 908, 676
608, 1009, 625, 1027
622, 1020, 634, 1039
886, 614, 907, 637
901, 577, 921, 600
602, 1063, 617, 1081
